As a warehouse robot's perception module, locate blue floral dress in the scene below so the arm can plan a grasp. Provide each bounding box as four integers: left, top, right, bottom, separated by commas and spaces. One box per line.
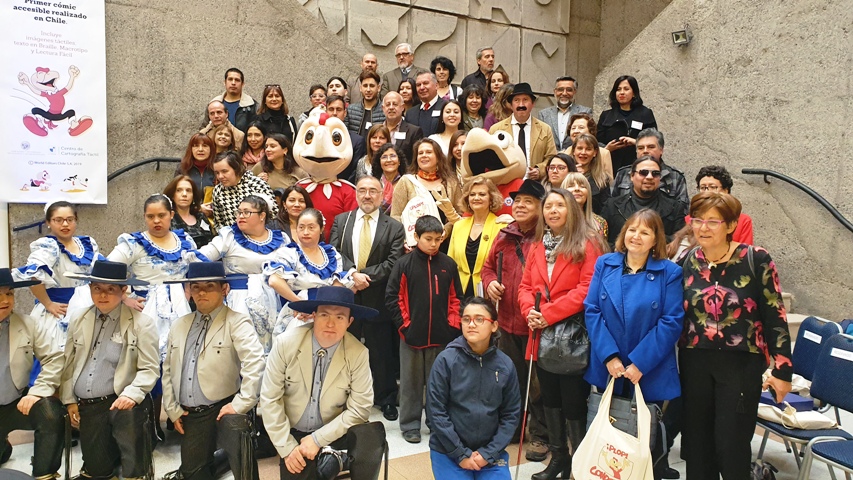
194, 226, 295, 352
107, 230, 205, 358
13, 235, 103, 342
264, 241, 354, 337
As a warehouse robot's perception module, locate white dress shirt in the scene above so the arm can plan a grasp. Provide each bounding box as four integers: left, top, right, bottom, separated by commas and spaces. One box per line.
351, 209, 378, 270
511, 115, 532, 159
557, 107, 572, 144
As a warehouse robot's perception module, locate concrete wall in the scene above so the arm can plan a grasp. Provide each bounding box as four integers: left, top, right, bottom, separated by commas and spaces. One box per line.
594, 0, 853, 319
9, 0, 363, 278
599, 0, 672, 69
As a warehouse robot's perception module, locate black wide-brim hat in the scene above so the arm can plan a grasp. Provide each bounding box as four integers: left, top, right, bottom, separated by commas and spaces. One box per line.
510, 179, 546, 201
289, 286, 378, 320
506, 82, 537, 102
164, 262, 247, 284
0, 268, 40, 289
65, 260, 149, 286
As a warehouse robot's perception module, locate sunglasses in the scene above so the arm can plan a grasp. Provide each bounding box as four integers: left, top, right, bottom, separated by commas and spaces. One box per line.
634, 169, 662, 178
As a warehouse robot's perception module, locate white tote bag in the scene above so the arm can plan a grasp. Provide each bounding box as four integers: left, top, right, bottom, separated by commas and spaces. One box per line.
572, 378, 654, 480
399, 174, 441, 247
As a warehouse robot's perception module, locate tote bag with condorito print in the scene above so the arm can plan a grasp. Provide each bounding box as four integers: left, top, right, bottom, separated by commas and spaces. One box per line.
572, 378, 654, 480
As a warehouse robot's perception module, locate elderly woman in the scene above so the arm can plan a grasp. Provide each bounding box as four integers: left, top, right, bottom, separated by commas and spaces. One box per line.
569, 133, 612, 214
371, 143, 406, 215
596, 75, 657, 172
448, 177, 506, 298
584, 208, 682, 400
431, 56, 462, 100
562, 113, 613, 177
542, 153, 577, 192
256, 84, 298, 143
211, 151, 278, 230
679, 192, 792, 480
251, 133, 305, 190
562, 172, 607, 240
518, 189, 605, 480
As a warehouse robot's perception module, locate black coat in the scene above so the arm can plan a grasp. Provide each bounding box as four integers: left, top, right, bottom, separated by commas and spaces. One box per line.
596, 105, 657, 172
257, 110, 298, 144
600, 191, 685, 246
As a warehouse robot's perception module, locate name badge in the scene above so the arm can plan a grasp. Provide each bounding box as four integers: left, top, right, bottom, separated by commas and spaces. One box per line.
110, 332, 123, 344
365, 122, 372, 129
631, 120, 643, 130
394, 131, 407, 140
431, 110, 441, 117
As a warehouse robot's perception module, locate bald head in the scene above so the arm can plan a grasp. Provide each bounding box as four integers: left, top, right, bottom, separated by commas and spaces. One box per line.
361, 54, 378, 73
382, 91, 405, 123
207, 100, 227, 127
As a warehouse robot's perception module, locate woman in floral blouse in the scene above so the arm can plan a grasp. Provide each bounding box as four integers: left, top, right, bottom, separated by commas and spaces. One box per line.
679, 192, 792, 480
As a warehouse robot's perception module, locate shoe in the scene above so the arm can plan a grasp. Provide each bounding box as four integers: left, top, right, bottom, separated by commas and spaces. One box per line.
382, 404, 398, 421
0, 440, 11, 464
655, 466, 679, 479
402, 430, 421, 444
525, 440, 548, 462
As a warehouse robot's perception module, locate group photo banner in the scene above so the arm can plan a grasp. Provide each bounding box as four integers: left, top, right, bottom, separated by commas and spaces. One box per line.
2, 0, 107, 204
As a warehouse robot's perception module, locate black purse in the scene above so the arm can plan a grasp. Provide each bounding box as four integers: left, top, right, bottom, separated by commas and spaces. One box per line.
536, 280, 590, 375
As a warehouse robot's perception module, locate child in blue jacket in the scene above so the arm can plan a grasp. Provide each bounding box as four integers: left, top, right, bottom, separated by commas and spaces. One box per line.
427, 297, 521, 479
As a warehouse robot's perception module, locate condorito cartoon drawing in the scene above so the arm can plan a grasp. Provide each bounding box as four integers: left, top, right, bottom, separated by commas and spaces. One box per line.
17, 65, 93, 137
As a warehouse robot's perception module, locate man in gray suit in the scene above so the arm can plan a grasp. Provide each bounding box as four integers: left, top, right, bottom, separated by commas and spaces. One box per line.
536, 76, 592, 151
380, 43, 429, 99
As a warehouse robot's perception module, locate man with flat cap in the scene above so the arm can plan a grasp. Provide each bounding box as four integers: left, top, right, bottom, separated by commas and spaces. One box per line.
62, 260, 159, 480
0, 268, 66, 480
161, 262, 265, 480
261, 286, 386, 480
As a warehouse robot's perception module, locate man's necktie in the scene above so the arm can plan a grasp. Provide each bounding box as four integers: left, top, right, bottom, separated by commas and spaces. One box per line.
518, 123, 528, 160
357, 214, 372, 271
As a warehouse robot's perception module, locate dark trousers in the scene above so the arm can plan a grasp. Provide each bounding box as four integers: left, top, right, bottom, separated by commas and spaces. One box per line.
179, 397, 257, 480
279, 429, 347, 480
0, 396, 65, 477
77, 394, 151, 478
497, 330, 547, 443
536, 366, 590, 421
680, 348, 765, 480
348, 316, 399, 407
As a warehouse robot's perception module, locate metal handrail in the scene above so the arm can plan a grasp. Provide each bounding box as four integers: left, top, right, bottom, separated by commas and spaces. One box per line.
12, 157, 180, 233
742, 168, 853, 234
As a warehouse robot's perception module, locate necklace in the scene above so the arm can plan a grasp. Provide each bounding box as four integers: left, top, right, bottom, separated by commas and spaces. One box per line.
705, 242, 731, 268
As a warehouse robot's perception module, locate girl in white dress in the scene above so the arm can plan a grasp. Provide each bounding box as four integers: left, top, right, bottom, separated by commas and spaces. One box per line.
14, 201, 102, 342
265, 208, 354, 336
194, 194, 294, 352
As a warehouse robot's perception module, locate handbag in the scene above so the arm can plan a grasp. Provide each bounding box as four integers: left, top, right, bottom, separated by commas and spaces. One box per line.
750, 459, 778, 480
756, 402, 838, 430
537, 311, 589, 375
572, 378, 654, 480
586, 385, 664, 453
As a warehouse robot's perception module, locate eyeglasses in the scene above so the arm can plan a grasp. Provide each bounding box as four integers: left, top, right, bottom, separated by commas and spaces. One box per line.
548, 165, 568, 172
689, 217, 726, 230
265, 84, 281, 88
698, 185, 721, 192
380, 153, 399, 161
50, 217, 77, 225
235, 210, 261, 218
461, 316, 494, 326
634, 169, 662, 178
357, 188, 381, 196
395, 52, 412, 58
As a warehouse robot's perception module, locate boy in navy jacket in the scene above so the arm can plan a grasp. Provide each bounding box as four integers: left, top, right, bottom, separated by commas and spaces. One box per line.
386, 216, 462, 443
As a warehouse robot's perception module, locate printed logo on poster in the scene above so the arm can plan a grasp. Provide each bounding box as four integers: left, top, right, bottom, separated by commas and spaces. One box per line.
2, 0, 107, 204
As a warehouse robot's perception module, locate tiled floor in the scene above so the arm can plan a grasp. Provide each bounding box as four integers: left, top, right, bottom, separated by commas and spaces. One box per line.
4, 407, 850, 479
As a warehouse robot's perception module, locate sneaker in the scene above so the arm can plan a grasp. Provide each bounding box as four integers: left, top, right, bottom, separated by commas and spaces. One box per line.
402, 430, 421, 444
525, 440, 548, 462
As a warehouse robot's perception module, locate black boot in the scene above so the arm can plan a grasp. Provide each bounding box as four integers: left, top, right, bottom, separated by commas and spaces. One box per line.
567, 419, 586, 456
532, 407, 570, 480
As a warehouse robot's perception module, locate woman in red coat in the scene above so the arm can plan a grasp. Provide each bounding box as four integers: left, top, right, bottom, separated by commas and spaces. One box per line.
519, 188, 605, 480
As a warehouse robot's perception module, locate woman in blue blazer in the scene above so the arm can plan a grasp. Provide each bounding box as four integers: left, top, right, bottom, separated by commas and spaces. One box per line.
584, 209, 683, 402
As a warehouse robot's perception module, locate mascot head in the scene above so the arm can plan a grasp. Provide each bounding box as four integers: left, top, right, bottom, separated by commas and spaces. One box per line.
461, 128, 526, 186
293, 107, 353, 182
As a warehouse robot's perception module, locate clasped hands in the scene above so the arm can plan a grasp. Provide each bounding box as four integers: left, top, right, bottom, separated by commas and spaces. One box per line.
285, 435, 322, 474
606, 357, 643, 384
459, 451, 489, 470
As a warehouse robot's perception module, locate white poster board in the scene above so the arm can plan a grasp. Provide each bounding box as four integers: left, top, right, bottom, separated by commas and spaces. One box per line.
2, 0, 107, 204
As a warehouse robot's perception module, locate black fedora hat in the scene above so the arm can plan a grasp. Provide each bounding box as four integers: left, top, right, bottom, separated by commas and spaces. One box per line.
507, 82, 537, 102
289, 286, 378, 320
0, 268, 40, 289
510, 179, 546, 201
164, 262, 247, 284
65, 260, 149, 286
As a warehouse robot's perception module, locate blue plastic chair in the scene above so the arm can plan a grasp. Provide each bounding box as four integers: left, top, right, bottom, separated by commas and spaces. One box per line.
756, 317, 847, 467
796, 334, 853, 480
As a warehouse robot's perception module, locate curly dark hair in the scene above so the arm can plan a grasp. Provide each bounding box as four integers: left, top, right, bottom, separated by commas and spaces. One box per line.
695, 165, 734, 192
430, 56, 457, 84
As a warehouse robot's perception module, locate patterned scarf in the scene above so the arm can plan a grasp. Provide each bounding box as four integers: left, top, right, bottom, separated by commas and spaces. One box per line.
417, 169, 439, 181
543, 229, 563, 263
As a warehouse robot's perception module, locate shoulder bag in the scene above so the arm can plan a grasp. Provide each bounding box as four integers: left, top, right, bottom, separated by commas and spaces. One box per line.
537, 285, 589, 376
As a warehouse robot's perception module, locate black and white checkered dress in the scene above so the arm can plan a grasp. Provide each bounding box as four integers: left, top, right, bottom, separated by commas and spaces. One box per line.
212, 171, 278, 230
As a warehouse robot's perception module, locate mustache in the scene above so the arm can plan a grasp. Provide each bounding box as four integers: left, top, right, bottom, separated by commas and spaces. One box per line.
515, 106, 528, 111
